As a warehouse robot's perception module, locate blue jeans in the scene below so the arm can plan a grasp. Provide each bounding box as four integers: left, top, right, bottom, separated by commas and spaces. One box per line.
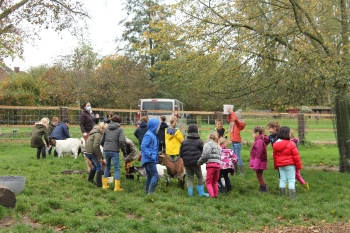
232, 142, 243, 166
144, 162, 158, 194
279, 165, 296, 189
104, 151, 120, 180
84, 153, 102, 172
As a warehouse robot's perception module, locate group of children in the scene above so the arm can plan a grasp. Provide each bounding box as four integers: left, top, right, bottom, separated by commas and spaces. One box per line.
178, 113, 308, 199
247, 121, 308, 199
31, 107, 308, 199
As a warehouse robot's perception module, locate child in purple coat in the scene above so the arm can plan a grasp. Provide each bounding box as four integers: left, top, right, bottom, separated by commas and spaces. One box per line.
249, 126, 268, 192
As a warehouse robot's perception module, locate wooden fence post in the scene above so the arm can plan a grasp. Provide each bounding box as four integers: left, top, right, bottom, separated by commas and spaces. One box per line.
60, 107, 68, 122
298, 113, 305, 145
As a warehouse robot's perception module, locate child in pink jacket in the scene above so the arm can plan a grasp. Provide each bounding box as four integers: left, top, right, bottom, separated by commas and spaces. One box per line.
249, 126, 268, 192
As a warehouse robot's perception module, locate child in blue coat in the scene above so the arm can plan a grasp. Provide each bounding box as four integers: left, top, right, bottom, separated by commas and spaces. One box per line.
141, 118, 160, 194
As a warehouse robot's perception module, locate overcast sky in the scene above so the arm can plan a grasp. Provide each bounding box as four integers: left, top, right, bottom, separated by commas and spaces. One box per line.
4, 0, 126, 72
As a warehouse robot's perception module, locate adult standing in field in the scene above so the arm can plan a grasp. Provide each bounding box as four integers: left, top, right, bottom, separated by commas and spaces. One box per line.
227, 108, 246, 175
141, 118, 160, 194
47, 117, 59, 137
157, 115, 168, 152
47, 116, 59, 155
165, 116, 184, 161
84, 122, 108, 188
30, 117, 50, 159
134, 116, 148, 160
100, 115, 127, 191
80, 102, 99, 142
103, 111, 114, 124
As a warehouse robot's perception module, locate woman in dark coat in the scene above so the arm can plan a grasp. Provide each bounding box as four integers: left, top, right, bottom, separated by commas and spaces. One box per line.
79, 102, 99, 142
30, 117, 50, 159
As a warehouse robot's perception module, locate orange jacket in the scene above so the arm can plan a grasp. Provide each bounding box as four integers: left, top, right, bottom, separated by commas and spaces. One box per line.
227, 112, 246, 142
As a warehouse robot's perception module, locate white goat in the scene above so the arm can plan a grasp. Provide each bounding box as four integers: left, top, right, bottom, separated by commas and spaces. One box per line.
133, 165, 169, 186
201, 164, 226, 186
55, 138, 81, 159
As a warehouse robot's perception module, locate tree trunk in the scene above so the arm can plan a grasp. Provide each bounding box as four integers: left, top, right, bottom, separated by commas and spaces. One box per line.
335, 94, 350, 172
0, 184, 16, 208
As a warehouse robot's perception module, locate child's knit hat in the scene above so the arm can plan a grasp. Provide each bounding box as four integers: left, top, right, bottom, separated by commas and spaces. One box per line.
187, 124, 198, 134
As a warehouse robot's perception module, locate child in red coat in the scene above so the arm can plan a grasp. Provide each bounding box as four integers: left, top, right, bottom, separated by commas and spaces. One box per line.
273, 126, 302, 200
249, 126, 268, 192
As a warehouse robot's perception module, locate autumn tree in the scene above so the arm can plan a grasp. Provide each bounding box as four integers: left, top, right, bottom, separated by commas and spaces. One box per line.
95, 55, 156, 108
0, 0, 89, 60
0, 70, 41, 105
117, 0, 172, 79
158, 0, 350, 171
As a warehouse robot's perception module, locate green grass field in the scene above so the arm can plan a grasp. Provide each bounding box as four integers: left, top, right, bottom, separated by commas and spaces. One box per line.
0, 120, 348, 232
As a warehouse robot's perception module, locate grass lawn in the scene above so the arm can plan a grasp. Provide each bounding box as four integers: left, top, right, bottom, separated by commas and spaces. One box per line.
0, 132, 348, 232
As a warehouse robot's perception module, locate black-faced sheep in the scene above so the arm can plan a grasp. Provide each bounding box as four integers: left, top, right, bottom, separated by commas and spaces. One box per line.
158, 152, 186, 189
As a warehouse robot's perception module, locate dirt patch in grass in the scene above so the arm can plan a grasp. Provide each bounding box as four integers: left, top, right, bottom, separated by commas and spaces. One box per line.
304, 165, 339, 172
245, 222, 350, 232
0, 216, 64, 232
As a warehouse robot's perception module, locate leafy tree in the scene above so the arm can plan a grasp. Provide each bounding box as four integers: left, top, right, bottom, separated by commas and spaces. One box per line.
117, 0, 171, 79
95, 55, 156, 108
35, 37, 102, 107
165, 0, 350, 171
0, 0, 89, 60
0, 71, 40, 105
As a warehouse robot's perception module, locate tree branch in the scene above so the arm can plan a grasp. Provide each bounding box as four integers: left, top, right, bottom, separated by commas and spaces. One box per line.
51, 0, 90, 18
288, 0, 329, 54
0, 0, 29, 21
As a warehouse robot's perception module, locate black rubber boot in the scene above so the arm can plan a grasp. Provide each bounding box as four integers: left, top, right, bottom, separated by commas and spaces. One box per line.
289, 189, 296, 200
96, 171, 102, 188
88, 170, 97, 184
225, 177, 232, 192
41, 147, 46, 159
36, 148, 41, 159
280, 188, 286, 196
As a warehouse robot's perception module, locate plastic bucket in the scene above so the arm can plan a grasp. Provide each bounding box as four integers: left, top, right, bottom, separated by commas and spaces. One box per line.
0, 176, 26, 194
223, 105, 234, 114
107, 177, 114, 184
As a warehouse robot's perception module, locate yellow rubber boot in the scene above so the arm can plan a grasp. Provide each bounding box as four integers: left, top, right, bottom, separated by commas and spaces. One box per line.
102, 177, 110, 189
302, 182, 309, 191
114, 180, 123, 192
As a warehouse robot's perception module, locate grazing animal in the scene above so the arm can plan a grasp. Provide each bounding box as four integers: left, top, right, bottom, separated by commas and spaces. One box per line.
55, 138, 82, 159
132, 165, 169, 186
158, 152, 186, 189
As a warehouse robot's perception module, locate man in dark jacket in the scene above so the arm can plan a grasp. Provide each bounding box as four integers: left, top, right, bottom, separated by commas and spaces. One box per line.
50, 119, 70, 140
49, 119, 70, 157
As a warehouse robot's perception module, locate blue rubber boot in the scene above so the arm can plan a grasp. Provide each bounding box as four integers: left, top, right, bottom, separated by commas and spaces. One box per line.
196, 185, 209, 197
188, 187, 193, 196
